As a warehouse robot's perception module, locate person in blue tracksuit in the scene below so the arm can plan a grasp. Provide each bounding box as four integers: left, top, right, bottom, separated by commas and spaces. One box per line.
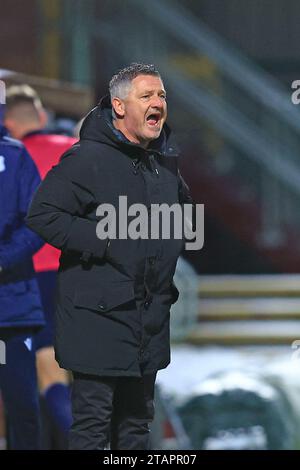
0, 80, 45, 449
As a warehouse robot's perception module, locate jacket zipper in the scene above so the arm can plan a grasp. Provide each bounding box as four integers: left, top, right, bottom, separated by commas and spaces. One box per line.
149, 154, 159, 178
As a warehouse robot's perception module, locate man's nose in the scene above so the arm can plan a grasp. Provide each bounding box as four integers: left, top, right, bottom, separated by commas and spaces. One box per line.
150, 96, 165, 109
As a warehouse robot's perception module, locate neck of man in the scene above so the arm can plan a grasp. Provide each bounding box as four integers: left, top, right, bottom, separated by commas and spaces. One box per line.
113, 119, 149, 149
9, 122, 42, 141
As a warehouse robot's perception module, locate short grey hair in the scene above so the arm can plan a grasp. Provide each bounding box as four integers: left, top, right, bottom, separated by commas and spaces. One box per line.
109, 63, 161, 101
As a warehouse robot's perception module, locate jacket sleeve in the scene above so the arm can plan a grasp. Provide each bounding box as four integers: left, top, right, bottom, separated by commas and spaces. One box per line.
0, 147, 44, 270
26, 151, 108, 261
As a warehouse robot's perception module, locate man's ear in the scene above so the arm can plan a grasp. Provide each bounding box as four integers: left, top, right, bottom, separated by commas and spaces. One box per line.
112, 97, 125, 118
39, 108, 48, 128
3, 117, 17, 138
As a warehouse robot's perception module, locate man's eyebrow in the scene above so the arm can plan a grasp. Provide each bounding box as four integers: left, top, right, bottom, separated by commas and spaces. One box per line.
139, 89, 167, 95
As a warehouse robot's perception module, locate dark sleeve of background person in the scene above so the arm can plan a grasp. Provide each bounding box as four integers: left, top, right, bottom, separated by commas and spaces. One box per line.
0, 147, 44, 271
26, 148, 108, 262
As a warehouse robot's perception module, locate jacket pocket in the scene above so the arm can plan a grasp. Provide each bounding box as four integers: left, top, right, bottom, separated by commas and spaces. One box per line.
73, 280, 135, 313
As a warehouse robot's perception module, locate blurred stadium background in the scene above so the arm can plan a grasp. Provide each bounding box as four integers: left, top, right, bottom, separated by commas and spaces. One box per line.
2, 0, 300, 450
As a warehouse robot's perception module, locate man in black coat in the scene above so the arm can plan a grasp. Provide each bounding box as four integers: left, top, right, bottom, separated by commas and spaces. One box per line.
26, 63, 194, 450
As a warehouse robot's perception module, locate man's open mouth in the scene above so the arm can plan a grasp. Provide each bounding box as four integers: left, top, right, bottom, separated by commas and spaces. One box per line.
146, 113, 161, 126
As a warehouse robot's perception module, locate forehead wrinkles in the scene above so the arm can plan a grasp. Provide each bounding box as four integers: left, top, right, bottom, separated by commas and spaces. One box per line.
130, 76, 165, 96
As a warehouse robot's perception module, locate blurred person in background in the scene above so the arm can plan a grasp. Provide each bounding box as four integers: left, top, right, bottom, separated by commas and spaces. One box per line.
0, 80, 44, 449
26, 63, 193, 450
4, 85, 76, 449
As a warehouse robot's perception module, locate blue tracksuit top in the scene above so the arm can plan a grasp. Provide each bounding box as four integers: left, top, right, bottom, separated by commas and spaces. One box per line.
0, 125, 45, 328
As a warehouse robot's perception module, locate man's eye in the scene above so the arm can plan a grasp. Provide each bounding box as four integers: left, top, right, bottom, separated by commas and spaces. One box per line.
142, 95, 150, 99
160, 95, 166, 100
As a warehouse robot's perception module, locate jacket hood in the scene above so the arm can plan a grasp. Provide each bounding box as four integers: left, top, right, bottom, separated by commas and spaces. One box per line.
79, 95, 179, 157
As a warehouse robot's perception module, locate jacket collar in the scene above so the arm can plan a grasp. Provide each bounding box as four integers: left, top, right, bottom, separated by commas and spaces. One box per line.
0, 124, 7, 139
